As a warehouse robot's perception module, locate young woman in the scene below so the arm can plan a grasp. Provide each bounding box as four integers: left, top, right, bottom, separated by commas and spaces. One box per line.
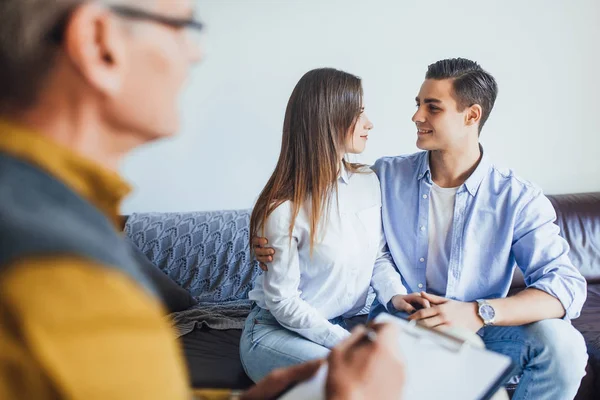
240, 68, 408, 382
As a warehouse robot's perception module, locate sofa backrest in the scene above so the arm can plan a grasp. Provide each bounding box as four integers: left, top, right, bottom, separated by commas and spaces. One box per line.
549, 192, 600, 282
125, 209, 261, 303
125, 192, 600, 299
511, 192, 600, 288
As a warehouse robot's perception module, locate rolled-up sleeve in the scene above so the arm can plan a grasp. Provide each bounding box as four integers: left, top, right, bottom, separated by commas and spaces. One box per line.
512, 190, 587, 320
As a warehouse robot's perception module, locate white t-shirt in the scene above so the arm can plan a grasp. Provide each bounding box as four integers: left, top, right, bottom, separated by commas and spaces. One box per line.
425, 183, 459, 296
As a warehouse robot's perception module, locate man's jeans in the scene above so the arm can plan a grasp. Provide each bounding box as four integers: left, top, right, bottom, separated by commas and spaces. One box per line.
369, 302, 588, 400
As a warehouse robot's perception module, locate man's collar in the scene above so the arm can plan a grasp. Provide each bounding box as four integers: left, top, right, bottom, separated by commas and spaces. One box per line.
464, 146, 490, 196
417, 145, 490, 196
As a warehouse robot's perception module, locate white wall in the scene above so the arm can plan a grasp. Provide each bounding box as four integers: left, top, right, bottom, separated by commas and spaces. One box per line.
122, 0, 600, 213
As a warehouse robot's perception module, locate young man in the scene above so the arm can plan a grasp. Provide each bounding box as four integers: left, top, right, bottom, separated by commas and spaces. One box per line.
255, 58, 588, 399
0, 1, 405, 399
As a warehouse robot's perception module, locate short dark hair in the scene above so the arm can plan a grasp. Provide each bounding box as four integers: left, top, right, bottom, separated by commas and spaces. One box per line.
425, 58, 498, 133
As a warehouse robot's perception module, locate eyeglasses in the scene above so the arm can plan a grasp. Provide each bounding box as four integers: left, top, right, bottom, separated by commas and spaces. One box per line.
50, 4, 204, 44
111, 5, 204, 46
110, 5, 204, 32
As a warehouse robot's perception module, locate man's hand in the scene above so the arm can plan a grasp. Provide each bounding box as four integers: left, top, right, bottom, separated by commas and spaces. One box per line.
408, 292, 483, 333
252, 236, 275, 271
326, 324, 405, 400
390, 293, 431, 314
241, 359, 323, 400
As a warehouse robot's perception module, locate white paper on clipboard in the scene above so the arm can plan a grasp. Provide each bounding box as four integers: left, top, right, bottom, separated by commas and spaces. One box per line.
279, 313, 513, 400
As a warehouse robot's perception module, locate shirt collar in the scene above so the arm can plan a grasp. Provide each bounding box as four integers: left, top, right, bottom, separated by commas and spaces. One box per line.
463, 145, 491, 196
416, 151, 432, 183
0, 120, 131, 228
338, 162, 350, 185
417, 145, 491, 196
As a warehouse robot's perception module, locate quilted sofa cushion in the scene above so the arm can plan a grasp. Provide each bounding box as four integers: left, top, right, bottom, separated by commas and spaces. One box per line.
125, 210, 261, 303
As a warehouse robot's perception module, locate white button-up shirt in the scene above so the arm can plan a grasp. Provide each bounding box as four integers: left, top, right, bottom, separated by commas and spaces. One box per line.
249, 166, 406, 349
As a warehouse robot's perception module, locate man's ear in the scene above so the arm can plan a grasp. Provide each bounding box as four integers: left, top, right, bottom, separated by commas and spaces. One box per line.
465, 104, 482, 128
63, 3, 126, 96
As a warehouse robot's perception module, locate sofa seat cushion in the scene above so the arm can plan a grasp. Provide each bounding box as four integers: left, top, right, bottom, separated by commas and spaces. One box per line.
180, 314, 369, 390
572, 284, 600, 397
181, 327, 253, 390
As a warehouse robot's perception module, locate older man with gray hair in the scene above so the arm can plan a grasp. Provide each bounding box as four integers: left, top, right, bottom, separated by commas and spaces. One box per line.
0, 1, 406, 399
0, 0, 202, 398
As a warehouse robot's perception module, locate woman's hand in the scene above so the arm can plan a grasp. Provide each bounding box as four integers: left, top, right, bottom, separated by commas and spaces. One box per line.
391, 293, 431, 314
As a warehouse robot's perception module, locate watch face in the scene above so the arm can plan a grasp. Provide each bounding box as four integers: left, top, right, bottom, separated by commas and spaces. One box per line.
480, 304, 495, 321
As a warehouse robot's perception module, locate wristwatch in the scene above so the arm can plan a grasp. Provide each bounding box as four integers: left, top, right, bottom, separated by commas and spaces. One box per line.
476, 299, 496, 326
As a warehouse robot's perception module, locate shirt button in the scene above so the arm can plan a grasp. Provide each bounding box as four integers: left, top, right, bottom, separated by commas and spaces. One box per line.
419, 257, 425, 262
422, 194, 428, 199
420, 226, 425, 231
418, 283, 424, 289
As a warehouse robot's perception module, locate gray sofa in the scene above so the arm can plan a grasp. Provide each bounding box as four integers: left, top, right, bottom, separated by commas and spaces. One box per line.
124, 192, 600, 398
125, 209, 370, 389
125, 210, 259, 389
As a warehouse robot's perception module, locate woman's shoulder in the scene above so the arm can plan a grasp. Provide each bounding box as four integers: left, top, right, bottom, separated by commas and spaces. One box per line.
267, 200, 293, 218
348, 164, 380, 186
264, 199, 302, 226
260, 200, 305, 236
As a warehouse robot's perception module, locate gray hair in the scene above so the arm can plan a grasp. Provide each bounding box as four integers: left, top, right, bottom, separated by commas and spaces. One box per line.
0, 0, 141, 115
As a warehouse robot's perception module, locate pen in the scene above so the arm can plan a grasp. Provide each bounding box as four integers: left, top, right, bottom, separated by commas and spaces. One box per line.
354, 326, 378, 348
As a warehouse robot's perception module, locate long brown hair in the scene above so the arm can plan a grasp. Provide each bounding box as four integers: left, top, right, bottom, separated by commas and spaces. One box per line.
250, 68, 365, 253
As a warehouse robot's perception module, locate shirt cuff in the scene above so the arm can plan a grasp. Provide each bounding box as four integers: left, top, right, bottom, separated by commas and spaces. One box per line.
323, 324, 352, 349
376, 281, 407, 308
528, 281, 579, 321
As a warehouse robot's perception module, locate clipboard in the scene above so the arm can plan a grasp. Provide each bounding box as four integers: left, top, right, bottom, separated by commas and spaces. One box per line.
375, 313, 514, 400
280, 313, 514, 400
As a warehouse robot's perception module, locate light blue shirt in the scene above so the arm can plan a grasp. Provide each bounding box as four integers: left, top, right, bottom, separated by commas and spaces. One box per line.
373, 149, 587, 320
